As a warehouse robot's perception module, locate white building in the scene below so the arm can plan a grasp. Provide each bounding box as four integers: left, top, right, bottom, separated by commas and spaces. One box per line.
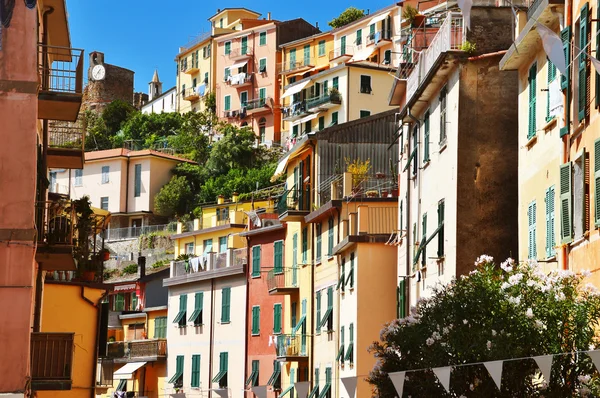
142, 70, 178, 114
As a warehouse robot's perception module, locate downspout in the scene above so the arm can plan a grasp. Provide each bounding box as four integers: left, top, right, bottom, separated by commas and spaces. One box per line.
562, 0, 572, 271
125, 154, 130, 217
346, 68, 350, 122
243, 236, 251, 397
208, 277, 215, 398
405, 108, 420, 311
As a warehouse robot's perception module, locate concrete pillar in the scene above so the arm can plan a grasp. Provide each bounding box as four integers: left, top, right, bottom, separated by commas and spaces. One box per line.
343, 172, 353, 198
357, 205, 369, 234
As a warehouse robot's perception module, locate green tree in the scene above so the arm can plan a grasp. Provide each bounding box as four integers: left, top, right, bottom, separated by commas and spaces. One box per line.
206, 124, 256, 175
167, 111, 213, 163
101, 100, 135, 134
369, 257, 600, 397
154, 175, 194, 219
121, 112, 183, 148
328, 7, 365, 28
83, 110, 112, 151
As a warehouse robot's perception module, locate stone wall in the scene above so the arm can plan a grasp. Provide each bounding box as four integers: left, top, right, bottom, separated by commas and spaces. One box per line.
82, 63, 135, 113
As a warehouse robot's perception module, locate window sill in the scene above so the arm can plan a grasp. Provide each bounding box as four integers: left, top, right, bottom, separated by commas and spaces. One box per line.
251, 333, 260, 337
544, 255, 557, 262
327, 255, 335, 261
543, 117, 557, 132
316, 259, 322, 266
439, 143, 447, 153
570, 236, 587, 248
422, 160, 431, 170
220, 321, 231, 325
525, 134, 537, 149
251, 274, 261, 279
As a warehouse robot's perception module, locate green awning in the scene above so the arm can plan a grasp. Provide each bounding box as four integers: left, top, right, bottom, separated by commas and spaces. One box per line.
412, 222, 443, 265
188, 309, 202, 324
116, 379, 127, 392
245, 370, 258, 386
173, 310, 186, 324
336, 345, 344, 361
345, 342, 354, 361
280, 385, 295, 397
212, 370, 227, 383
267, 367, 281, 386
318, 383, 331, 398
292, 315, 306, 334
319, 308, 332, 329
167, 369, 183, 384
308, 385, 319, 398
402, 148, 417, 172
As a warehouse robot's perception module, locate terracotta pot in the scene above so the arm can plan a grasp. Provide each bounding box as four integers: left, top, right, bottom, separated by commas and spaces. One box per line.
412, 14, 426, 28
102, 251, 110, 261
82, 271, 96, 282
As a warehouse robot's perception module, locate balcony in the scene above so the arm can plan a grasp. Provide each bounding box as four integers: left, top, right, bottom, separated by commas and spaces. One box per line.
177, 210, 248, 233
366, 30, 393, 47
96, 358, 114, 388
31, 332, 74, 391
106, 339, 166, 363
183, 62, 199, 75
335, 204, 399, 254
47, 119, 85, 169
35, 200, 76, 271
225, 72, 253, 87
275, 334, 309, 362
267, 267, 299, 295
245, 97, 270, 115
38, 44, 84, 122
329, 45, 355, 63
306, 88, 342, 112
278, 58, 314, 75
182, 86, 200, 101
227, 47, 253, 60
282, 101, 310, 122
277, 186, 311, 221
165, 248, 247, 286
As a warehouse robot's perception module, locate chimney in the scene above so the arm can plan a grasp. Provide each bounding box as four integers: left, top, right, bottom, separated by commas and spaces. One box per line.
232, 192, 239, 203
217, 194, 225, 205
138, 256, 146, 279
316, 22, 319, 29
217, 8, 221, 13
267, 12, 271, 20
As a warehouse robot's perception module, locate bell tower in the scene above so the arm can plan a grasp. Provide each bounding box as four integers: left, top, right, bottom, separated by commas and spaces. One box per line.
148, 70, 162, 101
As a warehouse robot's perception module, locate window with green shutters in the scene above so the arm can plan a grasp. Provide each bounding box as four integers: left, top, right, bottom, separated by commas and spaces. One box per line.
291, 301, 297, 329
440, 86, 447, 144
134, 164, 142, 197
423, 110, 430, 162
337, 326, 345, 361
252, 246, 261, 277
241, 36, 248, 55
251, 306, 260, 335
292, 233, 298, 285
316, 290, 322, 334
260, 31, 267, 46
154, 316, 167, 338
304, 45, 311, 66
318, 40, 326, 57
319, 116, 325, 131
346, 252, 355, 288
331, 111, 338, 126
397, 280, 406, 318
422, 213, 427, 266
259, 58, 267, 73
221, 288, 231, 323
345, 323, 354, 363
213, 352, 228, 388
114, 293, 124, 311
191, 354, 200, 387
332, 77, 339, 90
224, 95, 231, 111
188, 292, 203, 326
356, 29, 362, 46
360, 110, 371, 118
302, 227, 308, 263
274, 240, 283, 274
173, 294, 187, 327
225, 41, 231, 55
384, 50, 391, 65
528, 201, 537, 259
169, 355, 184, 386
273, 303, 282, 334
579, 3, 589, 122
528, 63, 537, 139
546, 186, 556, 257
370, 23, 375, 36
328, 217, 334, 256
438, 200, 445, 257
338, 257, 345, 292
247, 360, 259, 387
595, 139, 600, 227
319, 286, 333, 331
546, 59, 557, 122
341, 36, 346, 54
240, 91, 248, 107
561, 27, 571, 92
560, 162, 573, 243
290, 48, 296, 65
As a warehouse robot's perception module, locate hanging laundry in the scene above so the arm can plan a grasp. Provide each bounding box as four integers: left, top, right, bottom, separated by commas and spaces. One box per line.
190, 256, 200, 272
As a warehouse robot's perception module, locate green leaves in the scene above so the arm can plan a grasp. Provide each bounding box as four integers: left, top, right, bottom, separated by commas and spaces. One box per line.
327, 7, 365, 29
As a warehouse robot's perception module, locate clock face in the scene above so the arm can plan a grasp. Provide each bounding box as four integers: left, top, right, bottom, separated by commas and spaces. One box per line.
92, 64, 106, 81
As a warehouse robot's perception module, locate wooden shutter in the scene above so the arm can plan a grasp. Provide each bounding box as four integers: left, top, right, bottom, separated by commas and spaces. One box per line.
583, 150, 590, 232
252, 246, 261, 277
273, 304, 282, 333
594, 139, 600, 227
397, 280, 406, 318
579, 3, 589, 122
546, 188, 556, 257
597, 6, 600, 107
221, 288, 231, 322
424, 110, 430, 162
528, 63, 537, 139
316, 291, 321, 334
252, 306, 260, 334
561, 27, 571, 91
274, 241, 283, 273
191, 355, 200, 387
560, 163, 573, 243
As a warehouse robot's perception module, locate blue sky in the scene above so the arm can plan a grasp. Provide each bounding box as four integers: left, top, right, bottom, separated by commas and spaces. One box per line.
68, 0, 393, 93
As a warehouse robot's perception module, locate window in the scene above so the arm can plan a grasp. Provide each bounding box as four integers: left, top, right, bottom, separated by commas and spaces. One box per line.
345, 323, 354, 363
101, 166, 110, 183
204, 72, 209, 84
370, 23, 375, 37
331, 111, 338, 126
315, 290, 322, 334
439, 86, 447, 144
252, 246, 261, 277
337, 326, 345, 362
224, 95, 231, 111
304, 44, 311, 66
191, 354, 200, 388
318, 116, 325, 130
422, 213, 427, 266
384, 49, 391, 64
219, 236, 227, 253
289, 48, 297, 66
259, 117, 266, 143
259, 58, 267, 73
168, 355, 184, 387
412, 125, 418, 176
291, 301, 297, 329
397, 280, 406, 318
247, 360, 259, 387
528, 63, 537, 140
203, 239, 213, 254
438, 199, 445, 259
251, 306, 260, 335
100, 197, 109, 211
267, 361, 281, 388
356, 29, 362, 46
241, 36, 248, 55
185, 243, 194, 254
259, 31, 267, 46
192, 78, 197, 88
74, 169, 83, 186
560, 162, 573, 243
173, 294, 187, 327
338, 257, 345, 292
273, 303, 282, 334
318, 40, 326, 57
292, 232, 298, 273
240, 91, 248, 107
181, 84, 186, 97
293, 125, 299, 138
360, 110, 371, 118
346, 252, 354, 288
316, 224, 322, 261
301, 227, 308, 263
113, 293, 125, 311
224, 67, 231, 80
131, 292, 138, 310
273, 240, 283, 274
219, 18, 223, 28
212, 352, 228, 388
595, 139, 600, 228
221, 288, 231, 323
528, 201, 537, 259
546, 59, 557, 121
332, 77, 339, 90
188, 292, 203, 326
572, 151, 588, 239
225, 41, 231, 55
134, 164, 142, 197
319, 287, 333, 331
578, 4, 589, 122
423, 110, 430, 162
154, 316, 167, 338
341, 36, 347, 54
328, 217, 334, 255
546, 186, 556, 257
322, 367, 332, 398
309, 368, 320, 397
259, 88, 266, 101
360, 75, 372, 94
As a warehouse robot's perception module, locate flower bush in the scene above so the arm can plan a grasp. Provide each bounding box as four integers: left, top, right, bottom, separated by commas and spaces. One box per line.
368, 256, 600, 397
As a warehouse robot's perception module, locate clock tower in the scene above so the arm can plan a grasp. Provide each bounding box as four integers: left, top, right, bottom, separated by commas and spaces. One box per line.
89, 51, 106, 81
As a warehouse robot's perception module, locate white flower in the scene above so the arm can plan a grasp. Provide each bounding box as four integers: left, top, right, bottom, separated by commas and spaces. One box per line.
527, 279, 537, 287
501, 282, 511, 290
500, 258, 514, 272
486, 340, 492, 350
475, 254, 494, 266
525, 308, 534, 318
463, 319, 469, 324
469, 384, 475, 391
491, 329, 497, 336
535, 320, 545, 329
432, 331, 442, 340
508, 296, 521, 305
582, 269, 592, 278
443, 326, 450, 335
555, 291, 566, 301
426, 337, 435, 346
508, 273, 524, 285
578, 374, 592, 384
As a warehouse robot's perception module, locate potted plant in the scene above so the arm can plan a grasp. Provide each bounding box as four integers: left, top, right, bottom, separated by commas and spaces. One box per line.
403, 5, 425, 28
70, 196, 99, 281
366, 190, 379, 198
100, 248, 111, 261
346, 157, 371, 195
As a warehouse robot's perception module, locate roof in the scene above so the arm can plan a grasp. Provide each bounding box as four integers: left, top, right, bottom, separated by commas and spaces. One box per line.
150, 70, 160, 83
279, 30, 333, 49
208, 7, 261, 21
85, 148, 196, 164
330, 3, 400, 34
142, 86, 177, 107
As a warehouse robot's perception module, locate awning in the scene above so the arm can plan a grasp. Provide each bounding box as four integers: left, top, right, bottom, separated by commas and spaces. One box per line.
280, 385, 295, 397
113, 362, 146, 380
91, 206, 111, 232
114, 283, 137, 292
349, 46, 376, 62
289, 69, 311, 78
282, 80, 311, 99
292, 112, 320, 127
369, 12, 390, 25
292, 315, 306, 333
229, 60, 248, 70
273, 154, 291, 177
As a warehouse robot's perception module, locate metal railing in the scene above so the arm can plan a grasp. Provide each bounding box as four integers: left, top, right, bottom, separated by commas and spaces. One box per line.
246, 97, 268, 111
282, 101, 308, 120
105, 224, 174, 241
106, 339, 167, 360
278, 57, 314, 74
353, 176, 398, 197
179, 32, 211, 53
96, 358, 114, 386
306, 88, 342, 110
38, 44, 84, 94
527, 0, 544, 19
182, 86, 200, 100
31, 333, 74, 381
277, 187, 311, 214
228, 47, 253, 58
226, 73, 253, 86
267, 267, 298, 291
49, 120, 84, 150
365, 207, 398, 234
276, 334, 309, 357
318, 174, 344, 204
329, 45, 355, 61
232, 248, 247, 267
36, 200, 75, 245
366, 30, 393, 46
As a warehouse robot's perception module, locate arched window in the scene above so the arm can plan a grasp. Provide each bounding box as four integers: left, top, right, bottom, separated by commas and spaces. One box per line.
258, 118, 267, 143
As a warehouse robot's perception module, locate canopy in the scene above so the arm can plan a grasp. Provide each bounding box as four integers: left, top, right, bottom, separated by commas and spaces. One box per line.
282, 80, 310, 99
113, 362, 146, 380
292, 112, 320, 127
229, 60, 248, 70
369, 11, 390, 25
349, 46, 376, 62
274, 154, 291, 177
91, 206, 111, 232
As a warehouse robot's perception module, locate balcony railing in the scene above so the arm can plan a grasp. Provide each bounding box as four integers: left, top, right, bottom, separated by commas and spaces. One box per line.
228, 48, 253, 59
306, 88, 342, 110
38, 44, 84, 94
31, 332, 74, 382
278, 57, 314, 74
225, 72, 253, 86
267, 267, 298, 293
182, 86, 200, 101
105, 224, 175, 241
277, 187, 311, 215
276, 334, 309, 358
282, 101, 309, 121
48, 120, 84, 150
106, 339, 167, 361
171, 248, 247, 278
245, 97, 269, 112
329, 45, 355, 61
36, 200, 76, 246
366, 30, 393, 46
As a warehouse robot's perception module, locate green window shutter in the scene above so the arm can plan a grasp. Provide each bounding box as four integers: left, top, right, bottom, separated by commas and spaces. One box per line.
560, 162, 573, 243
115, 293, 124, 311
252, 306, 260, 335
319, 40, 325, 57
397, 280, 406, 318
259, 87, 266, 100
440, 86, 447, 144
422, 213, 427, 265
528, 63, 537, 139
260, 31, 267, 46
273, 304, 282, 334
291, 302, 297, 329
225, 41, 231, 54
328, 217, 334, 255
347, 252, 355, 288
546, 60, 556, 122
274, 241, 283, 274
437, 200, 445, 257
370, 24, 375, 36
528, 201, 537, 259
179, 294, 187, 326
341, 36, 346, 54
134, 164, 142, 197
304, 45, 311, 66
302, 227, 308, 263
595, 139, 600, 227
331, 111, 338, 125
333, 77, 339, 90
424, 110, 430, 162
252, 246, 261, 277
221, 288, 231, 323
241, 36, 248, 54
597, 6, 600, 107
356, 29, 362, 45
292, 233, 298, 267
579, 3, 589, 122
319, 116, 325, 130
316, 224, 322, 261
337, 326, 345, 361
316, 291, 321, 334
290, 49, 296, 64
241, 91, 248, 107
191, 355, 200, 387
546, 187, 556, 257
338, 258, 345, 291
345, 323, 354, 362
327, 286, 333, 308
176, 355, 184, 382
225, 95, 231, 111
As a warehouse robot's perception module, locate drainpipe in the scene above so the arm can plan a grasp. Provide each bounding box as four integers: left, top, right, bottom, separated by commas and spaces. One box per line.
562, 0, 572, 271
90, 289, 109, 398
243, 235, 251, 398
405, 108, 420, 310
208, 277, 215, 398
125, 154, 131, 219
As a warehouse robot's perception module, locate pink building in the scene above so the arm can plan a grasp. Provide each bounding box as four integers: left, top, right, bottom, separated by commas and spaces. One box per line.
214, 16, 319, 146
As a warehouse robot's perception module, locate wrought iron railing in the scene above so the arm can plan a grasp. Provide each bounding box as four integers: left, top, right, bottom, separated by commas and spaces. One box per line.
278, 56, 314, 74
329, 45, 355, 61
36, 200, 76, 246
246, 97, 268, 111
276, 334, 309, 357
366, 30, 393, 46
106, 339, 167, 360
318, 174, 344, 204
306, 89, 342, 110
267, 267, 298, 292
48, 120, 84, 150
182, 86, 200, 100
38, 44, 84, 94
226, 73, 253, 86
31, 333, 74, 381
105, 224, 174, 241
276, 187, 311, 214
282, 101, 308, 120
228, 47, 253, 58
